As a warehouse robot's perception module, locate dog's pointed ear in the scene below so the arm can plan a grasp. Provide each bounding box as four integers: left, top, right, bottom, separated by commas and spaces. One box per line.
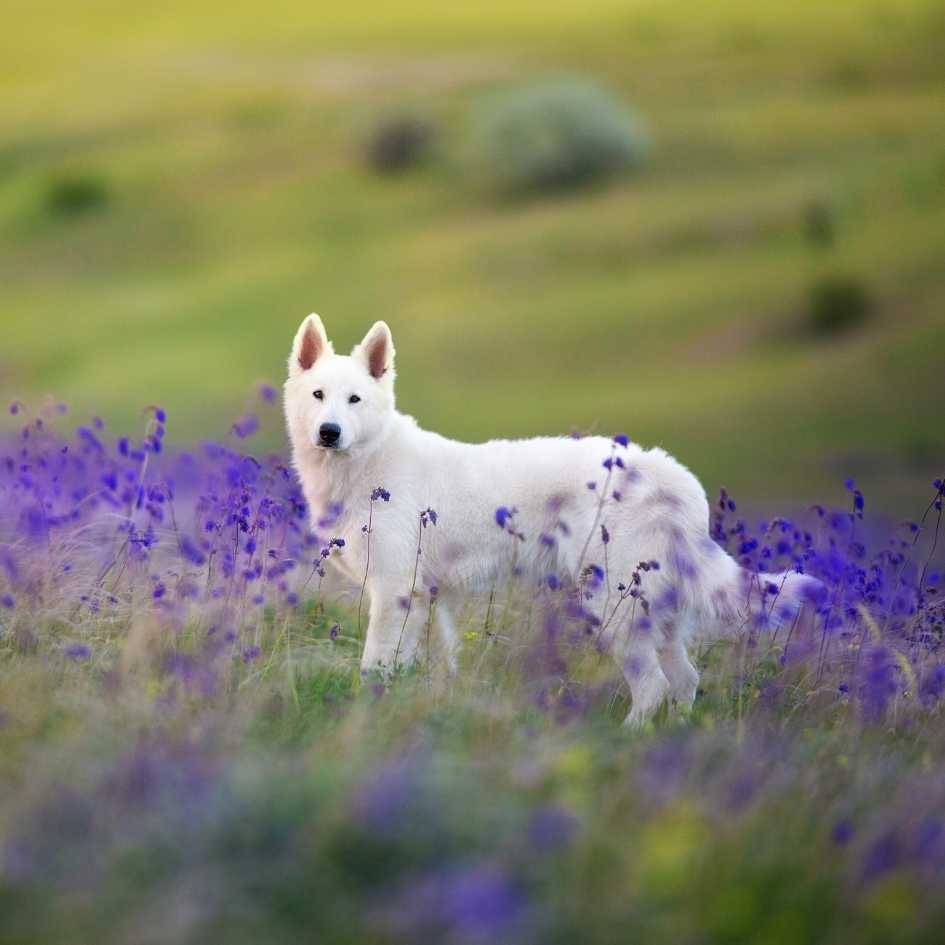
289, 314, 332, 376
352, 321, 395, 381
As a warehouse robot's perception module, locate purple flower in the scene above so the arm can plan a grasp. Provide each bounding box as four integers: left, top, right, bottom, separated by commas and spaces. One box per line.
241, 645, 261, 663
613, 433, 629, 447
494, 505, 524, 540
371, 486, 391, 502
317, 502, 344, 529
179, 535, 207, 566
1, 594, 15, 609
64, 643, 91, 661
257, 382, 278, 404
528, 805, 578, 851
231, 414, 259, 439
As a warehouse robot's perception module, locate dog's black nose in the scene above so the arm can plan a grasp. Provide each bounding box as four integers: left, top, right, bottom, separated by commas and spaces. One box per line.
319, 422, 342, 447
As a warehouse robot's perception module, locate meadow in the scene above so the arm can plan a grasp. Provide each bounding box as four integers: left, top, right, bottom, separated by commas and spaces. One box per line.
2, 0, 944, 503
2, 2, 945, 942
0, 398, 943, 944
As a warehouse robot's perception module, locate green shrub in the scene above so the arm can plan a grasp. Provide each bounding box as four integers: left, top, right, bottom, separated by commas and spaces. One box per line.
803, 198, 836, 247
44, 172, 109, 218
364, 114, 435, 174
475, 77, 649, 196
808, 274, 872, 337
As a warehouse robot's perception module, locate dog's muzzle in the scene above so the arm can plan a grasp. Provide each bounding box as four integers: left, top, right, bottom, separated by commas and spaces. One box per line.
318, 422, 342, 448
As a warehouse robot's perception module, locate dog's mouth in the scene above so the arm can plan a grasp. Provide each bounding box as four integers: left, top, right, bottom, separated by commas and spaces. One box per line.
314, 438, 348, 453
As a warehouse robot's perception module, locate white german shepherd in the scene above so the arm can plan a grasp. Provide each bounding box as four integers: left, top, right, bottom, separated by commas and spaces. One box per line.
284, 314, 820, 724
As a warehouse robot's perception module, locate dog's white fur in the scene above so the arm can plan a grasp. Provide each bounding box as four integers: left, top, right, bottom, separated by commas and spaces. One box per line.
285, 314, 818, 725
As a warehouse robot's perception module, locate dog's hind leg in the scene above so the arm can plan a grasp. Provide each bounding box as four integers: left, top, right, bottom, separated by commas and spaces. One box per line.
620, 635, 670, 728
659, 631, 699, 711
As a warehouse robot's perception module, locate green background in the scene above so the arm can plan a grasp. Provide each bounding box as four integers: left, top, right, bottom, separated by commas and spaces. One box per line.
2, 0, 944, 507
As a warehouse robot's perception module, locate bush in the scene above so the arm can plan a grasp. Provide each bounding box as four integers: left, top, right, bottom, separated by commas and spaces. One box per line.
475, 77, 649, 196
44, 172, 109, 218
364, 115, 435, 174
802, 198, 836, 247
808, 274, 872, 337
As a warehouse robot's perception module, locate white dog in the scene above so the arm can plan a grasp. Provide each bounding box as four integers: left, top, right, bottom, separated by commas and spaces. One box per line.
284, 314, 820, 725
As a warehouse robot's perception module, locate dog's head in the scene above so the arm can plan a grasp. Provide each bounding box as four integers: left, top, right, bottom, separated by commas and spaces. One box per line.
284, 314, 395, 454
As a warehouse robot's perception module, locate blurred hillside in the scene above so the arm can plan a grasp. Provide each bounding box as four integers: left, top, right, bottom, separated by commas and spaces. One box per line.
1, 0, 944, 507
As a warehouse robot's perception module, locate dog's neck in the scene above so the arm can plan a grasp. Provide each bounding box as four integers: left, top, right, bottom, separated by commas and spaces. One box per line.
291, 409, 404, 512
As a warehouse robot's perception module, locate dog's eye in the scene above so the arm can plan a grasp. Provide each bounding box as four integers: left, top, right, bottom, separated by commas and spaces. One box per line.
348, 394, 361, 404
313, 390, 324, 400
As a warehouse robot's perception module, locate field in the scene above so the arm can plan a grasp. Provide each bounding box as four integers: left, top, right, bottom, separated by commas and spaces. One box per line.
2, 1, 945, 504
1, 399, 944, 943
2, 3, 945, 943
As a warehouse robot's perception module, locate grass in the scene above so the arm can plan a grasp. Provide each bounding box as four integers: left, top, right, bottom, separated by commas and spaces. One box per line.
2, 2, 944, 505
0, 394, 943, 942
4, 597, 945, 944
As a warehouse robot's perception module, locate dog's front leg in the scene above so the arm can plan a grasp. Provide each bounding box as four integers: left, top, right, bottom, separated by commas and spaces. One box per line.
436, 602, 460, 674
360, 582, 426, 678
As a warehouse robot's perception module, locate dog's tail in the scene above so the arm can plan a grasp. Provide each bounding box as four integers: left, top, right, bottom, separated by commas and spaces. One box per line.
694, 551, 826, 640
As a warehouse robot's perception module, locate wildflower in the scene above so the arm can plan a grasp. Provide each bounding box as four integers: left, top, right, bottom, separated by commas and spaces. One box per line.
64, 643, 91, 661
179, 535, 207, 566
495, 505, 524, 540
317, 502, 344, 529
495, 506, 514, 528
231, 414, 259, 439
371, 486, 391, 502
